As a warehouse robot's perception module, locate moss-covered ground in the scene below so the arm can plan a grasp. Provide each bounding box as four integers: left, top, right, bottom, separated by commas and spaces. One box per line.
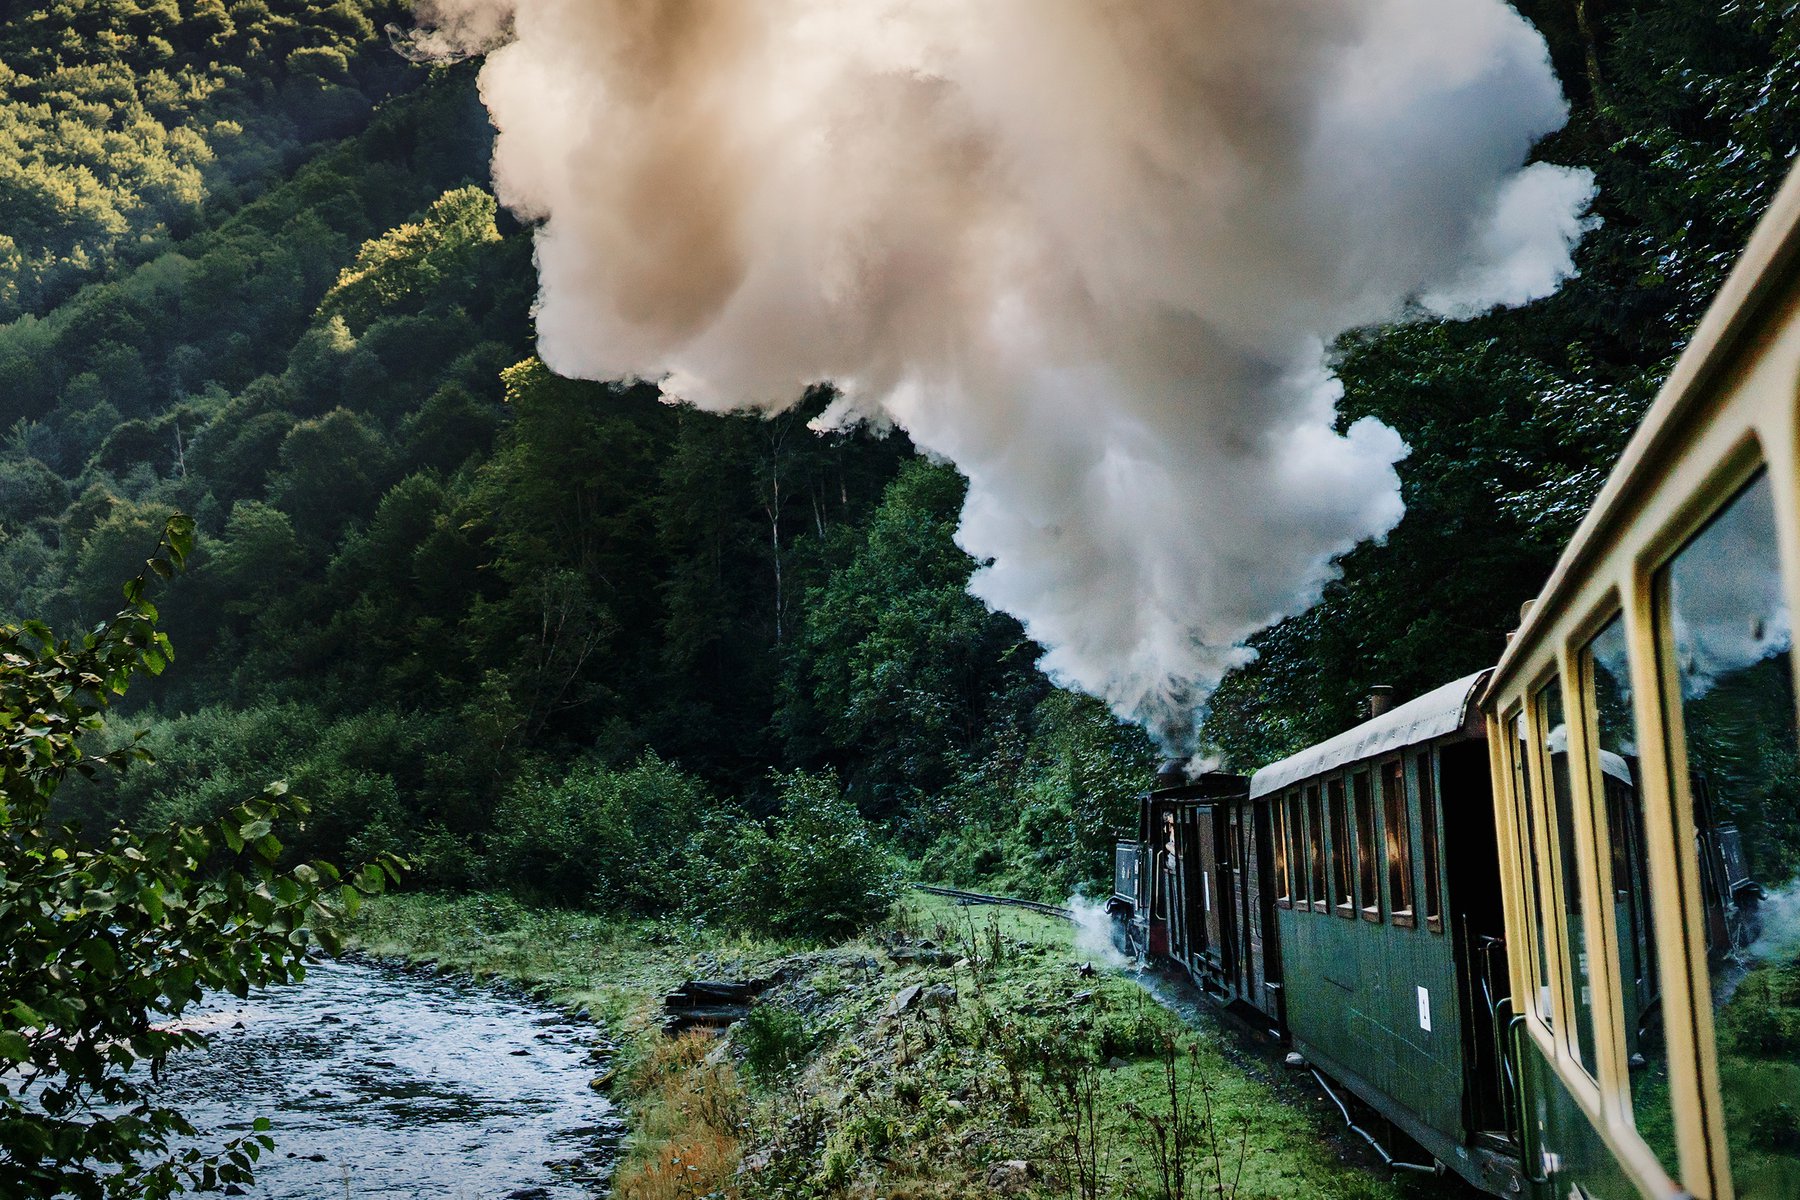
349, 892, 1459, 1199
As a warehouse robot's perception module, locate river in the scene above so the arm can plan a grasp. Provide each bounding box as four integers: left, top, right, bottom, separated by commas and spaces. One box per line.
152, 957, 624, 1199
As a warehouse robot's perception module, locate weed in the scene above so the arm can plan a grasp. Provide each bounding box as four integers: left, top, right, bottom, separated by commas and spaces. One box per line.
739, 1003, 817, 1086
1127, 1035, 1250, 1200
1001, 1029, 1112, 1200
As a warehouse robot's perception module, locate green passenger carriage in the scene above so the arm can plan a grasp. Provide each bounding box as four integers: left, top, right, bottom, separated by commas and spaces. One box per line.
1253, 672, 1517, 1193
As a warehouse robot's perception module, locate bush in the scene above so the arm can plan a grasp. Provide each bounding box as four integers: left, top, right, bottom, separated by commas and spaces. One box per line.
60, 701, 492, 890
492, 753, 716, 910
737, 1004, 817, 1085
702, 769, 903, 940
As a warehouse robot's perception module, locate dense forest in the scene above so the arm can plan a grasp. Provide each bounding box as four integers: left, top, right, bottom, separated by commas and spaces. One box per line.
3, 0, 1796, 911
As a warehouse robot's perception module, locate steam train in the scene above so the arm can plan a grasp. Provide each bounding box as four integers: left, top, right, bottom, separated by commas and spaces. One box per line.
1112, 157, 1800, 1200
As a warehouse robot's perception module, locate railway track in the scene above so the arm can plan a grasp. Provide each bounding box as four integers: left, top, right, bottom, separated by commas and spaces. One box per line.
911, 884, 1074, 921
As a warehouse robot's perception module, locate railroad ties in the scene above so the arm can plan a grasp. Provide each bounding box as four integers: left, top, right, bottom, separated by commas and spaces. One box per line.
661, 978, 770, 1036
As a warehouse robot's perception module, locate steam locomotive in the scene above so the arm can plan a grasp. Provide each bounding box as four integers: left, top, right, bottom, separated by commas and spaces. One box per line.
1111, 157, 1800, 1200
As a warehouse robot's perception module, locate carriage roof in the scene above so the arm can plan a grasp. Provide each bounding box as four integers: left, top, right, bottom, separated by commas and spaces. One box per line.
1247, 669, 1490, 799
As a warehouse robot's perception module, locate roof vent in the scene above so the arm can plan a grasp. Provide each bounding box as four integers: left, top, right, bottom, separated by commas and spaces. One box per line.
1368, 685, 1396, 719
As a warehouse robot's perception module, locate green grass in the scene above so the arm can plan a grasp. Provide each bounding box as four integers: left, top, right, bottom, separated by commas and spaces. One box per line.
346, 892, 1433, 1199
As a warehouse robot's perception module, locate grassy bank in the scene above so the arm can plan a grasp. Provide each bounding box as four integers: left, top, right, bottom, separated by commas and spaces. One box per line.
348, 892, 1432, 1200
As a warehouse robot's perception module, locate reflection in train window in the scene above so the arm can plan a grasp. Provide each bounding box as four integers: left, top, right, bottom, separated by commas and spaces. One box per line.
1540, 677, 1598, 1077
1516, 711, 1554, 1028
1382, 760, 1414, 927
1353, 770, 1380, 921
1585, 615, 1676, 1178
1417, 753, 1442, 933
1329, 778, 1354, 916
1307, 785, 1326, 913
1272, 792, 1292, 907
1657, 469, 1798, 1199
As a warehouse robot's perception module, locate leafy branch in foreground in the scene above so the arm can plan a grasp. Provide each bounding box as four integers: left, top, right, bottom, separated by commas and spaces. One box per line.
0, 515, 401, 1198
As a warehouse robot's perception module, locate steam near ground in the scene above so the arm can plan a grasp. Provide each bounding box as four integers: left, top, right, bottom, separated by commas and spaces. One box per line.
1751, 877, 1800, 964
414, 0, 1594, 748
1068, 893, 1131, 970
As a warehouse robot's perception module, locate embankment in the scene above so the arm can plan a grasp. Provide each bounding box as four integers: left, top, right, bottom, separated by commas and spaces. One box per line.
348, 892, 1433, 1200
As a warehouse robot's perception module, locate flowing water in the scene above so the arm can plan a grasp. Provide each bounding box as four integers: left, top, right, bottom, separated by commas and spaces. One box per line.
153, 957, 623, 1199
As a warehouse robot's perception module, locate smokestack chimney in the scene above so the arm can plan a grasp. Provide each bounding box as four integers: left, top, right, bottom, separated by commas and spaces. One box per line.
1368, 685, 1396, 719
1156, 759, 1188, 789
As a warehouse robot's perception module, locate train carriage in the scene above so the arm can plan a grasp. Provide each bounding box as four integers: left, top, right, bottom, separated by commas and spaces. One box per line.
1252, 671, 1517, 1193
1481, 157, 1800, 1198
1108, 155, 1800, 1200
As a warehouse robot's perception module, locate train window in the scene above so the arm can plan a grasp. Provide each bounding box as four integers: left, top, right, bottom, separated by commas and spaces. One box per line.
1417, 753, 1443, 933
1516, 710, 1554, 1028
1353, 770, 1380, 920
1329, 778, 1354, 916
1287, 791, 1307, 908
1381, 760, 1415, 927
1656, 469, 1798, 1198
1307, 784, 1327, 913
1272, 794, 1291, 907
1540, 677, 1599, 1077
1584, 615, 1677, 1178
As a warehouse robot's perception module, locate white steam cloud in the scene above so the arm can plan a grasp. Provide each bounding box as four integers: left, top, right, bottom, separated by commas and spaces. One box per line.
1068, 893, 1131, 970
415, 0, 1594, 747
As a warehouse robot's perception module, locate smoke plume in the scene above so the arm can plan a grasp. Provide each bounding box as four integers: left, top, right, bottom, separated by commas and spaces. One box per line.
416, 0, 1594, 747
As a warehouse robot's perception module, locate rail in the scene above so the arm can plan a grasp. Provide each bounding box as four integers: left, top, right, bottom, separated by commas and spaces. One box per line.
911, 884, 1074, 921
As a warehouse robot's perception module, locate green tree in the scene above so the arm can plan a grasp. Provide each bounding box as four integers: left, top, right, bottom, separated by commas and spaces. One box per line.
0, 515, 398, 1197
785, 459, 1046, 819
266, 406, 390, 544
703, 768, 902, 940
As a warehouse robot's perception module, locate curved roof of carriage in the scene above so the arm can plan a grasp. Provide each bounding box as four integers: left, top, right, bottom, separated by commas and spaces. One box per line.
1248, 669, 1491, 799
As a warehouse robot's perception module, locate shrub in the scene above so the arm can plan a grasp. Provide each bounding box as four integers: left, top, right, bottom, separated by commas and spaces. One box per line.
704, 769, 903, 940
738, 1004, 817, 1085
491, 752, 716, 910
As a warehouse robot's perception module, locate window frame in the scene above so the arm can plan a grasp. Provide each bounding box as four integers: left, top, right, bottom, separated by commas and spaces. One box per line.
1380, 757, 1415, 929
1328, 776, 1355, 918
1306, 783, 1327, 915
1353, 768, 1381, 923
1645, 454, 1800, 1199
1414, 750, 1444, 935
1574, 598, 1682, 1181
1534, 666, 1604, 1087
1272, 791, 1292, 909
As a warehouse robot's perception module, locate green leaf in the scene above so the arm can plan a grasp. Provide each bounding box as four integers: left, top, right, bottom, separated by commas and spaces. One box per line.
0, 1031, 30, 1062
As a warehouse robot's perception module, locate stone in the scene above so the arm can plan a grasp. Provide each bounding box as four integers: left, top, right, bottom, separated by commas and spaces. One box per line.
1284, 1051, 1307, 1068
921, 985, 957, 1009
884, 985, 923, 1017
986, 1160, 1035, 1193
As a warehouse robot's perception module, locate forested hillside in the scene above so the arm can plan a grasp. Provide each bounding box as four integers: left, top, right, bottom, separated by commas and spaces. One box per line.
3, 0, 1796, 907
